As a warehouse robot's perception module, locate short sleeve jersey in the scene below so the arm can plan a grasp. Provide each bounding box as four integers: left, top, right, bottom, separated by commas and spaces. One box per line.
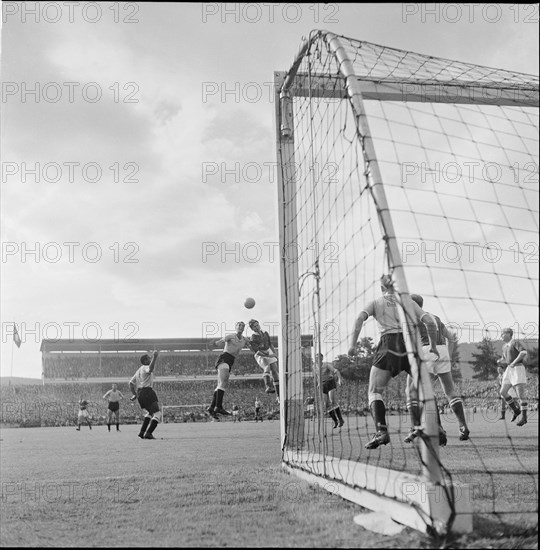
361, 293, 425, 336
418, 313, 446, 346
104, 389, 123, 402
317, 362, 336, 383
129, 365, 154, 389
219, 334, 250, 356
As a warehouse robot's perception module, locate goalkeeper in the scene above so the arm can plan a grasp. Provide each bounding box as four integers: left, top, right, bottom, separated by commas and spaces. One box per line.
248, 319, 280, 400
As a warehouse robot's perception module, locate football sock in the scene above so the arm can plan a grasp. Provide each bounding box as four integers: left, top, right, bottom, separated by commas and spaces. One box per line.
146, 418, 158, 435
505, 396, 520, 413
329, 409, 338, 425
139, 416, 151, 436
370, 400, 387, 431
407, 399, 420, 428
449, 397, 467, 428
335, 407, 344, 423
209, 392, 217, 410
216, 389, 225, 409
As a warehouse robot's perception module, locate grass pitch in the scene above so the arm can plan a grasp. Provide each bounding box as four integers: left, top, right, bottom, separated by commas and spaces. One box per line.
0, 414, 537, 548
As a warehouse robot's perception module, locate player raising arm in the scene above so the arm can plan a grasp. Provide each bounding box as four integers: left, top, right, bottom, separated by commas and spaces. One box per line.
129, 350, 161, 439
348, 275, 439, 450
248, 319, 280, 399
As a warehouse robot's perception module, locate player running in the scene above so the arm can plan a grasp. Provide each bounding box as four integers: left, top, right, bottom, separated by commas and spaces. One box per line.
206, 322, 251, 419
498, 328, 529, 426
76, 394, 92, 431
348, 275, 439, 450
103, 383, 124, 432
129, 350, 161, 439
315, 353, 345, 429
248, 319, 280, 399
404, 294, 470, 445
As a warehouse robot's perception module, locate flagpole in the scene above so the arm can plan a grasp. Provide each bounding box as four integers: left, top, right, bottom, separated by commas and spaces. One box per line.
10, 335, 15, 383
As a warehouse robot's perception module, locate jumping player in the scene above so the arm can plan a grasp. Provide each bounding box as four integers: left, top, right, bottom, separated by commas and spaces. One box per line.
348, 275, 439, 450
206, 322, 251, 419
103, 383, 124, 432
76, 394, 92, 431
248, 319, 280, 399
404, 294, 470, 445
498, 328, 528, 426
129, 350, 161, 439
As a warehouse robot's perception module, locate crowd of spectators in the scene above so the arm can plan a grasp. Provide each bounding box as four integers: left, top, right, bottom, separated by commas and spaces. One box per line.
3, 375, 537, 428
42, 351, 264, 380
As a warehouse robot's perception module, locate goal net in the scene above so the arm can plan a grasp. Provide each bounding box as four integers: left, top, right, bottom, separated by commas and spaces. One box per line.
275, 31, 538, 536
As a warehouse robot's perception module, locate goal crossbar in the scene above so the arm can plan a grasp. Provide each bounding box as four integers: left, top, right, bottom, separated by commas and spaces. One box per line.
285, 73, 539, 106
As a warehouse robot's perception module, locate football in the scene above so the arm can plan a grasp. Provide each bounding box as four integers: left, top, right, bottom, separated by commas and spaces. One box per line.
244, 297, 256, 309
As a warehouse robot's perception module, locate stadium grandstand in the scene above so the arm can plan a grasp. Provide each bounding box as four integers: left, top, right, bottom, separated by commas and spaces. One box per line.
40, 336, 314, 383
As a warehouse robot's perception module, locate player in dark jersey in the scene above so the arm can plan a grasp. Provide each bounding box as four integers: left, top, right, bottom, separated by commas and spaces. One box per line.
76, 395, 92, 431
404, 295, 469, 445
498, 328, 528, 426
248, 319, 279, 399
315, 353, 344, 429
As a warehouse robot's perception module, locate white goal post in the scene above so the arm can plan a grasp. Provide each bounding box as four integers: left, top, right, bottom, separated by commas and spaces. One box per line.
275, 30, 538, 536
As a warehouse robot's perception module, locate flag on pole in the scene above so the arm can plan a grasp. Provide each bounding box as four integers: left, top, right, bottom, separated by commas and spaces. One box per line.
13, 324, 22, 348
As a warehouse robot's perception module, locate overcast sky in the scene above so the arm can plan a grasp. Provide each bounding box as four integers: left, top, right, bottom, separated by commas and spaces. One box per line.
1, 2, 539, 378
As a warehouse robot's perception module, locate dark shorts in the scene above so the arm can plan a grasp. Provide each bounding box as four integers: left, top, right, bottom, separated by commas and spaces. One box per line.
215, 352, 235, 370
137, 387, 160, 415
372, 333, 412, 377
322, 378, 337, 394
108, 402, 120, 413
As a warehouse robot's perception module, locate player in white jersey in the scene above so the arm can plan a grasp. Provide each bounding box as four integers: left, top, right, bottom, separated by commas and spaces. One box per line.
103, 383, 124, 432
206, 322, 251, 419
315, 353, 344, 429
348, 275, 439, 450
404, 294, 470, 445
248, 319, 279, 399
498, 328, 528, 426
129, 350, 161, 439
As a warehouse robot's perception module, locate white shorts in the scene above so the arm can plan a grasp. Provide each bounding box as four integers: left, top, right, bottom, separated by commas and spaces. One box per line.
78, 409, 89, 420
501, 364, 527, 386
422, 344, 451, 376
254, 351, 278, 373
